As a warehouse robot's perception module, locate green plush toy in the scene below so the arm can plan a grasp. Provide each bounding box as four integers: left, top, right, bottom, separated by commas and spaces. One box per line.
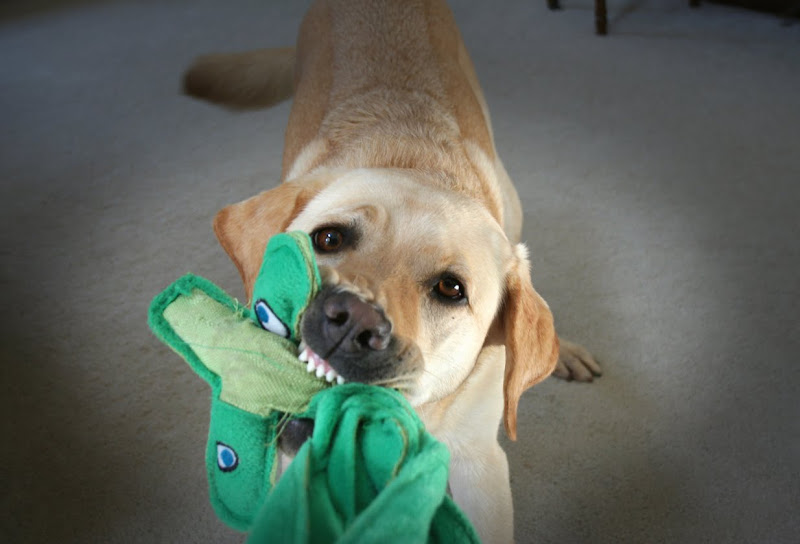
148, 231, 480, 543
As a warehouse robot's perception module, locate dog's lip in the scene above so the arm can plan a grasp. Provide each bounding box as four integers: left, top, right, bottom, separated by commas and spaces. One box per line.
298, 341, 346, 385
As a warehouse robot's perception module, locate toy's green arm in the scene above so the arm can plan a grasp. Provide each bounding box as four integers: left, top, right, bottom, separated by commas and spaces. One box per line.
149, 274, 328, 417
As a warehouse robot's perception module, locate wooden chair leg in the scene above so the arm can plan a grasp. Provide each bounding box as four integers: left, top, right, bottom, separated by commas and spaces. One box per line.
595, 0, 608, 35
565, 0, 697, 37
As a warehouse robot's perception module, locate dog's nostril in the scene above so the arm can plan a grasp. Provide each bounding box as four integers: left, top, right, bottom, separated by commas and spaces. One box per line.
323, 297, 350, 326
356, 330, 373, 348
369, 331, 391, 350
355, 326, 390, 351
329, 311, 349, 326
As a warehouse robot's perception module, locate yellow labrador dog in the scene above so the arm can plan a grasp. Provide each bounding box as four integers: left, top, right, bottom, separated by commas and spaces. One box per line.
184, 1, 600, 541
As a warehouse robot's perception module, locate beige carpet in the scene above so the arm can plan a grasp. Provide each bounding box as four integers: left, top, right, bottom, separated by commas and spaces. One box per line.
2, 1, 798, 542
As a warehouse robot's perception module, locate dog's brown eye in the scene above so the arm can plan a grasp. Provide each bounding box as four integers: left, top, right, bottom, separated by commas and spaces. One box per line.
435, 277, 465, 302
312, 228, 345, 252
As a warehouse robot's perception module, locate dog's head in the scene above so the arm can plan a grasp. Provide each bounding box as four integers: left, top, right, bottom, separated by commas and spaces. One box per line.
214, 168, 558, 439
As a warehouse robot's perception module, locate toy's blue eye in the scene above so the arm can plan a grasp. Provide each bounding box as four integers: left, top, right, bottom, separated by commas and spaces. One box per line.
254, 300, 290, 338
216, 442, 238, 472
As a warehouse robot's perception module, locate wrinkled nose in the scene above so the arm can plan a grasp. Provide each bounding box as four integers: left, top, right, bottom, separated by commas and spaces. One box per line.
322, 291, 392, 352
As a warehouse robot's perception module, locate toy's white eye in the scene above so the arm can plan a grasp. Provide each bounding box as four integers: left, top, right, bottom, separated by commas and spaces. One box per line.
216, 442, 238, 472
254, 300, 290, 338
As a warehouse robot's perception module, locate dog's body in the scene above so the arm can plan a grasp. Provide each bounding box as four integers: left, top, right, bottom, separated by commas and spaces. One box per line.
185, 1, 599, 541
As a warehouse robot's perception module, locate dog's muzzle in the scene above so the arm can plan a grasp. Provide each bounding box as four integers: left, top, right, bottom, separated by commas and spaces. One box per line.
300, 286, 420, 385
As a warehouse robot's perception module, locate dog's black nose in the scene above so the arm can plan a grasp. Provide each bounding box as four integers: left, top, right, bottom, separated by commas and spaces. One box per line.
322, 291, 392, 352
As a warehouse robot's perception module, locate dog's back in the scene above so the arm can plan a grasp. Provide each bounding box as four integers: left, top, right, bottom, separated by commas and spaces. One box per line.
184, 0, 505, 220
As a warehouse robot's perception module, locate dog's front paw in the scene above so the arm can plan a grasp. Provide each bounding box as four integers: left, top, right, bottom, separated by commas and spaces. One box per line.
552, 339, 602, 382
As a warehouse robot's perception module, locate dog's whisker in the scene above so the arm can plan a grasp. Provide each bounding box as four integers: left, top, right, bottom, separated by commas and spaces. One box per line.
368, 374, 413, 387
368, 373, 418, 389
414, 353, 450, 382
419, 366, 442, 381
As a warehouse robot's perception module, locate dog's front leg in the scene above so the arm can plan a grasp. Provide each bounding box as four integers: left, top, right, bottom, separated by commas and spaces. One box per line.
448, 444, 514, 544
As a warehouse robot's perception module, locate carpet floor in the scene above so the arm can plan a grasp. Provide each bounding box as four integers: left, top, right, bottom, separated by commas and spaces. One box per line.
2, 1, 798, 542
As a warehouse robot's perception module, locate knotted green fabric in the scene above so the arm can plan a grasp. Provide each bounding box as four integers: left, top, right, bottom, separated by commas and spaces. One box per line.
249, 384, 480, 544
149, 231, 480, 542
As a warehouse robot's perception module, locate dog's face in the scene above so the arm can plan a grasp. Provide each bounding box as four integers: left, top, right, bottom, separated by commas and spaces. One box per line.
214, 168, 558, 439
289, 169, 511, 405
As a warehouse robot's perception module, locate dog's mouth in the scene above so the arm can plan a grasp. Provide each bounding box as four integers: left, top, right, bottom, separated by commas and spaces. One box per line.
296, 284, 424, 392
298, 340, 346, 385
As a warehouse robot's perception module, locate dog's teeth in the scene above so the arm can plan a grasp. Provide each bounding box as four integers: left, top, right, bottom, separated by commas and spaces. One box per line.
316, 366, 326, 379
298, 340, 307, 352
306, 360, 316, 373
336, 375, 345, 385
325, 370, 336, 383
298, 348, 309, 362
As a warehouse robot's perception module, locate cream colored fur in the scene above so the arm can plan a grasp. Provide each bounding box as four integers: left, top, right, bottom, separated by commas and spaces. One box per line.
184, 1, 599, 541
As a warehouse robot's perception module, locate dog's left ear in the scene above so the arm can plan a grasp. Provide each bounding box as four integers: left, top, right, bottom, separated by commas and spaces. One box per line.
501, 244, 559, 441
213, 175, 332, 302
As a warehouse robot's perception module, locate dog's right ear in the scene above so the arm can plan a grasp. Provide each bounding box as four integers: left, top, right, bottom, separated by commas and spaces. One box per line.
213, 179, 325, 301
